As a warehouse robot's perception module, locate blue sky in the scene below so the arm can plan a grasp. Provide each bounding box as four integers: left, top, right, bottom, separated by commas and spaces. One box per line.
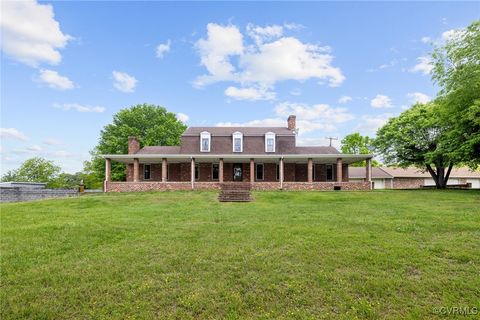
1, 1, 479, 174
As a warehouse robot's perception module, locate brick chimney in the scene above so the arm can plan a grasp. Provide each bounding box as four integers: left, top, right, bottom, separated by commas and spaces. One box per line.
287, 115, 296, 131
128, 136, 140, 154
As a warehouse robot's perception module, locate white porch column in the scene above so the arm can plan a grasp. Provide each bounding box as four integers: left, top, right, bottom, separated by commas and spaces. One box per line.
279, 158, 284, 189
191, 158, 195, 189
336, 158, 343, 182
162, 158, 167, 182
219, 158, 224, 183
307, 158, 313, 183
133, 158, 140, 182
366, 158, 372, 182
105, 158, 111, 181
250, 158, 255, 184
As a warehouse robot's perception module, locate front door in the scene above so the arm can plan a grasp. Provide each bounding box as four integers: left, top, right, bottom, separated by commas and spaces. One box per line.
233, 163, 243, 181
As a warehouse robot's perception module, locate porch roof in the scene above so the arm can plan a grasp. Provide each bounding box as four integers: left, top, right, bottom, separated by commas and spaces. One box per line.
102, 153, 373, 164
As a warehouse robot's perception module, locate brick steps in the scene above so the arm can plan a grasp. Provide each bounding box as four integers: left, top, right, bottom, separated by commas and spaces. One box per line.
218, 183, 253, 202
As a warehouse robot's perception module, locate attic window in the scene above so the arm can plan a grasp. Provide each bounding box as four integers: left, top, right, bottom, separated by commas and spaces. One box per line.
200, 131, 211, 152
265, 132, 275, 152
233, 132, 243, 152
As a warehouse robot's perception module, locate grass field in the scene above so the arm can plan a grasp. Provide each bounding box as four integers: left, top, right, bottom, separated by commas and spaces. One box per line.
1, 190, 479, 319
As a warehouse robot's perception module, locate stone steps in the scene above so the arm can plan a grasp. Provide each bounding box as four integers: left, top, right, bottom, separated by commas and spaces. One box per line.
218, 183, 253, 202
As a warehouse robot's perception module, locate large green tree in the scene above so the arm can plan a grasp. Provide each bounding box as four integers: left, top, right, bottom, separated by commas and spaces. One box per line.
431, 20, 480, 168
1, 157, 61, 187
89, 104, 187, 181
341, 133, 379, 167
374, 102, 455, 189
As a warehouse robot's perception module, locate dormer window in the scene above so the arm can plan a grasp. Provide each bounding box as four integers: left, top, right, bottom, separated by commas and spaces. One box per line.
200, 131, 211, 152
265, 132, 275, 152
232, 132, 243, 152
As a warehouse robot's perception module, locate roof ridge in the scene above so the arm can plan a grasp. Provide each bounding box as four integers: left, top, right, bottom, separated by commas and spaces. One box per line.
377, 167, 394, 178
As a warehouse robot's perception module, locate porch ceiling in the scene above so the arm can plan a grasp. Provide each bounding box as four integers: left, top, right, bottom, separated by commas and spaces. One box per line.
102, 153, 372, 165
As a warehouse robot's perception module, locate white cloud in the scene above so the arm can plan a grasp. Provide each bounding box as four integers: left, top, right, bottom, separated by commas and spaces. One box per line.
43, 138, 62, 145
421, 36, 432, 44
409, 56, 433, 75
246, 23, 284, 45
112, 71, 137, 93
338, 96, 352, 104
53, 103, 105, 113
194, 23, 244, 86
0, 0, 72, 67
296, 136, 341, 149
37, 69, 74, 90
177, 113, 189, 122
407, 92, 431, 105
240, 37, 344, 87
0, 128, 28, 141
275, 102, 354, 124
224, 86, 276, 101
370, 94, 393, 108
26, 145, 43, 152
217, 118, 285, 128
355, 113, 394, 135
367, 59, 399, 72
217, 101, 353, 134
156, 40, 171, 58
442, 28, 464, 41
194, 23, 345, 94
290, 88, 301, 96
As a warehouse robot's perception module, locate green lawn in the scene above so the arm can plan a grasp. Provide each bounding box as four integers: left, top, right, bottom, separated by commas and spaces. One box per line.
1, 190, 479, 319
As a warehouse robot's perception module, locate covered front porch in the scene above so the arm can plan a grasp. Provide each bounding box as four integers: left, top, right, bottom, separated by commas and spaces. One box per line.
103, 154, 373, 192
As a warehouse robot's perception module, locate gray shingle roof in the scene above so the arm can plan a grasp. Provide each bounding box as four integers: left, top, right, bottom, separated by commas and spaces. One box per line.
183, 127, 294, 136
381, 167, 480, 178
136, 146, 181, 154
349, 167, 393, 179
294, 146, 340, 154
349, 166, 480, 178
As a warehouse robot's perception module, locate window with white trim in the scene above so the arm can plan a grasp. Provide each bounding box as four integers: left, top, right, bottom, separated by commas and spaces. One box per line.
200, 131, 211, 152
265, 132, 275, 152
232, 132, 243, 152
144, 164, 151, 180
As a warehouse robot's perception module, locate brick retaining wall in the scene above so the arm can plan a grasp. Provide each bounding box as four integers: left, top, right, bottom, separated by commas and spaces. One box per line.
0, 187, 78, 203
105, 181, 371, 192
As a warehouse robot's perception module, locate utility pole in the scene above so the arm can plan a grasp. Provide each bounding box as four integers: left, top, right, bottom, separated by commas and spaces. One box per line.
325, 136, 338, 147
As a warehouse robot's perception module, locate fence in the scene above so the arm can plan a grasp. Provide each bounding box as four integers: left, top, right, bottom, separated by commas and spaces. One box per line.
0, 187, 78, 203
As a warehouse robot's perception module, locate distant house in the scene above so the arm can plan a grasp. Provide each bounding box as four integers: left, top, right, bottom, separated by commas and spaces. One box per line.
349, 167, 480, 189
102, 115, 374, 192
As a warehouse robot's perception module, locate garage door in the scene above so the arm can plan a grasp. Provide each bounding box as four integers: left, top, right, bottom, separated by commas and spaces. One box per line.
373, 179, 385, 189
424, 178, 460, 186
467, 179, 480, 189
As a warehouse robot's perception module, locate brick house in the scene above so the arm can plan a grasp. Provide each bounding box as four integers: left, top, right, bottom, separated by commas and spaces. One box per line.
349, 166, 480, 189
103, 115, 373, 192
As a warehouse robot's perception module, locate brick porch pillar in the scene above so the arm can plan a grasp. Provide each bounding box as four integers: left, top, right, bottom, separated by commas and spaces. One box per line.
191, 158, 195, 189
105, 158, 111, 181
133, 158, 139, 182
307, 158, 313, 182
279, 158, 284, 189
336, 158, 343, 182
162, 158, 167, 182
219, 158, 224, 183
250, 158, 255, 183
